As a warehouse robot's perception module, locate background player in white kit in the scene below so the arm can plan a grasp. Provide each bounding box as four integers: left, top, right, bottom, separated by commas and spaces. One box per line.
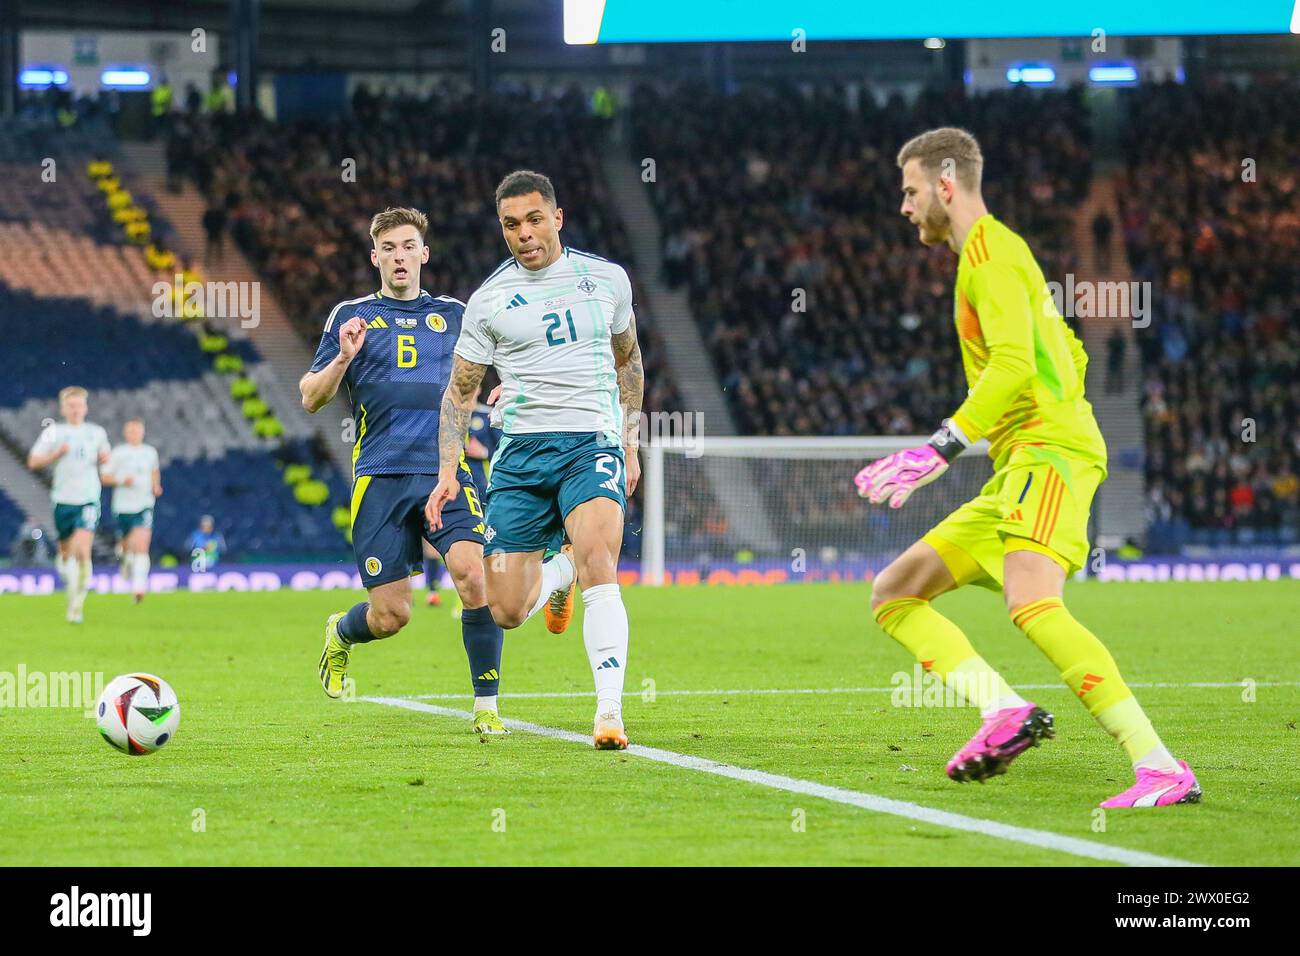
26, 386, 111, 623
101, 418, 163, 603
427, 170, 645, 750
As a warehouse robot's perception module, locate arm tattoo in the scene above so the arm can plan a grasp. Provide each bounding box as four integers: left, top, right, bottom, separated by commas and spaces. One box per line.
612, 323, 644, 448
439, 355, 488, 474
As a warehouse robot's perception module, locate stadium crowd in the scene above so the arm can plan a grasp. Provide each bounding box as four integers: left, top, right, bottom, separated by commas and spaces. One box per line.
631, 82, 1091, 437
1120, 79, 1300, 548
157, 76, 1300, 555
167, 84, 681, 419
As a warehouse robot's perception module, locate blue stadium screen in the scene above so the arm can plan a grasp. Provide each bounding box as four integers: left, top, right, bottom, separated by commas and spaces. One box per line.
564, 0, 1300, 43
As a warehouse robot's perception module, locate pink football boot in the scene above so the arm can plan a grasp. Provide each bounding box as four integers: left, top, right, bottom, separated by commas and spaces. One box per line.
946, 703, 1055, 783
1100, 760, 1202, 808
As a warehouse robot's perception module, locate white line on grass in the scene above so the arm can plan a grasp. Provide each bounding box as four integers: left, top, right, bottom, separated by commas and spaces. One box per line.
405, 679, 1299, 702
361, 695, 1201, 868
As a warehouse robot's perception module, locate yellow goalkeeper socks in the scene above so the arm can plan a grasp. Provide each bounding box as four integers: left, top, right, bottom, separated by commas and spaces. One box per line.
874, 597, 1023, 715
1011, 597, 1178, 771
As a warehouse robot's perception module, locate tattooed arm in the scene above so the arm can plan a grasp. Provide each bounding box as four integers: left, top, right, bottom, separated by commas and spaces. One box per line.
612, 316, 645, 495
440, 355, 488, 475
425, 354, 488, 530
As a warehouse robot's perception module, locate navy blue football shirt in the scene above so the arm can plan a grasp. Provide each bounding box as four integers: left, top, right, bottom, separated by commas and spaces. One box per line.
311, 291, 465, 478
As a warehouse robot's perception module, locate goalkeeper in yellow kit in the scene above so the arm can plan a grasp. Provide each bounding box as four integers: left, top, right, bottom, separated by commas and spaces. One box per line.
856, 128, 1200, 808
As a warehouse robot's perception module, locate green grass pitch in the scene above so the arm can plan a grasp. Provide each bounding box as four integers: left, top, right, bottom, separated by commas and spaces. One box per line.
2, 581, 1296, 866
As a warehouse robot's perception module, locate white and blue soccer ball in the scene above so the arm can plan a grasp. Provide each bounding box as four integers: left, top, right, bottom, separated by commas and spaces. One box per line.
96, 673, 181, 755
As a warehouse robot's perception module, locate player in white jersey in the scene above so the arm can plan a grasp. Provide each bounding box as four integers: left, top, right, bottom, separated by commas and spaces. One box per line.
101, 419, 163, 603
426, 170, 645, 749
26, 386, 111, 623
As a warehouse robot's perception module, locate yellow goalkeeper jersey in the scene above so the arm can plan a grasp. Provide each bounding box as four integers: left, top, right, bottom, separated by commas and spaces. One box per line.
948, 214, 1108, 475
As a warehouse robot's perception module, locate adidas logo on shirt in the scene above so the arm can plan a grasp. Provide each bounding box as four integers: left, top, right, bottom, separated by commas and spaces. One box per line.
505, 293, 528, 310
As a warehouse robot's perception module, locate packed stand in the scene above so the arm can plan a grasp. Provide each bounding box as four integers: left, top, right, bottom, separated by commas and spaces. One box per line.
167, 84, 681, 420
1119, 79, 1300, 549
631, 82, 1091, 438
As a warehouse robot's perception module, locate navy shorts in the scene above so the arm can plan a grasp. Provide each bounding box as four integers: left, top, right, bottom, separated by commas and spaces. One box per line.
350, 466, 486, 588
483, 432, 625, 555
115, 509, 154, 537
54, 501, 100, 540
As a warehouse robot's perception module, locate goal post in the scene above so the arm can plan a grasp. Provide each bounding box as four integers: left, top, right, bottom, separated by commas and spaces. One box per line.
641, 436, 993, 586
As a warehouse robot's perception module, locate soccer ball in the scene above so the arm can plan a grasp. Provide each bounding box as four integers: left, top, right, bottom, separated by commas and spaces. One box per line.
95, 673, 181, 755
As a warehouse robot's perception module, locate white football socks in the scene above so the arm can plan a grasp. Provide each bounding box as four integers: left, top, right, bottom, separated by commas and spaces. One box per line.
1134, 744, 1181, 774
67, 558, 91, 615
582, 583, 628, 719
943, 655, 1028, 717
986, 693, 1031, 718
60, 556, 78, 610
131, 553, 150, 593
474, 695, 498, 714
524, 551, 575, 623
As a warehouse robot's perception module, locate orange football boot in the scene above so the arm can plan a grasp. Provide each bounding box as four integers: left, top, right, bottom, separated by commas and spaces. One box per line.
543, 544, 576, 634
593, 711, 628, 750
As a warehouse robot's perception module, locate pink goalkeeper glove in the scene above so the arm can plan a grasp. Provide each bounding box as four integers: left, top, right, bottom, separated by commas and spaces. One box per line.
854, 446, 947, 508
854, 420, 970, 509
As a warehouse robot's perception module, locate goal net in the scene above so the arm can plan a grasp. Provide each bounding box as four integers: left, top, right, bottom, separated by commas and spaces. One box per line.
641, 437, 993, 585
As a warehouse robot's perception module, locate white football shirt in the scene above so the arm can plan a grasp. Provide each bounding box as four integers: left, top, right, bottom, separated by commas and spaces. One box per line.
106, 443, 161, 514
455, 247, 633, 445
30, 422, 110, 505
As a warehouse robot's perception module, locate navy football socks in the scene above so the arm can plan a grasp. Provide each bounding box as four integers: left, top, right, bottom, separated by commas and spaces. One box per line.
461, 605, 503, 696
338, 601, 379, 644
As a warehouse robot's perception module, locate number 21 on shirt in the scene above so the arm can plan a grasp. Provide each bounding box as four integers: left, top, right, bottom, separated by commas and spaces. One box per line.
544, 310, 578, 347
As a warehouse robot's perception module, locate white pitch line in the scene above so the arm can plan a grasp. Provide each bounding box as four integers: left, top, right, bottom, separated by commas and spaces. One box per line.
405, 679, 1300, 702
361, 695, 1201, 868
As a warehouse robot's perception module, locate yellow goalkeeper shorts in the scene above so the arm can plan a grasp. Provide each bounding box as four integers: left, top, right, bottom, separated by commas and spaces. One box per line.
922, 445, 1105, 588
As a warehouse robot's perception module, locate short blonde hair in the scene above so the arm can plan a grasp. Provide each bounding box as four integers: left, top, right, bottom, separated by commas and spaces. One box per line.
369, 207, 429, 246
897, 127, 984, 192
59, 386, 88, 404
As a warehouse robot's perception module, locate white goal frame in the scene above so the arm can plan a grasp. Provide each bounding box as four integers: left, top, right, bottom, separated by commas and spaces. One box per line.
641, 435, 964, 586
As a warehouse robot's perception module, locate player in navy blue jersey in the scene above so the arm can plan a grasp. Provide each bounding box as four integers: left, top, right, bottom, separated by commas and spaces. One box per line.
300, 207, 508, 735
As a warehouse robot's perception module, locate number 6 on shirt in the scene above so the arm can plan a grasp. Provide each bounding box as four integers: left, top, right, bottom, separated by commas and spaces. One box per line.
396, 334, 417, 368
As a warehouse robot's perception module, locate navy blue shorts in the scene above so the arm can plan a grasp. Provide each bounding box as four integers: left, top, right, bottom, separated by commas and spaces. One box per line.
483, 432, 625, 555
114, 509, 154, 537
350, 466, 486, 588
54, 501, 100, 540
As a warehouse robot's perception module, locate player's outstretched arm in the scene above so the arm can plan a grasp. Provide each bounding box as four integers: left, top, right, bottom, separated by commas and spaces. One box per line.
300, 316, 366, 413
426, 354, 488, 530
612, 318, 644, 495
853, 420, 970, 509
